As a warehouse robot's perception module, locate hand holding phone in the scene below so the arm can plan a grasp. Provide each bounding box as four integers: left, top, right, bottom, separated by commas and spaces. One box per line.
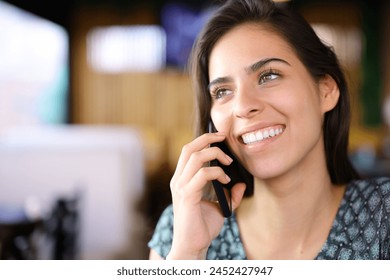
209, 121, 253, 217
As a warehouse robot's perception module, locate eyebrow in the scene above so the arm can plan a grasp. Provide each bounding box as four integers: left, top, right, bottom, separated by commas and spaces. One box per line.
208, 77, 234, 91
208, 57, 290, 91
245, 57, 290, 74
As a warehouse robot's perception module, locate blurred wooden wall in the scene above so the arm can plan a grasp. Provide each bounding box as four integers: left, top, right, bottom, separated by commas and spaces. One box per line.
70, 5, 195, 173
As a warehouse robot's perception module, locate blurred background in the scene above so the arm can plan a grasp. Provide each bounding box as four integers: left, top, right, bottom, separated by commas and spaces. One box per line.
0, 0, 389, 260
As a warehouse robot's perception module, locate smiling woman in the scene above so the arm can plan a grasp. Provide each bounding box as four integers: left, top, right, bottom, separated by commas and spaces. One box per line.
148, 0, 390, 260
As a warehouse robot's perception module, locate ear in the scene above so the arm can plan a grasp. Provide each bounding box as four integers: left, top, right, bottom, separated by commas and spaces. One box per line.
319, 74, 340, 113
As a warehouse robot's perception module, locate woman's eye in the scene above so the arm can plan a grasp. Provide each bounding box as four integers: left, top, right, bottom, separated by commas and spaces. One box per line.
259, 72, 280, 84
212, 88, 232, 99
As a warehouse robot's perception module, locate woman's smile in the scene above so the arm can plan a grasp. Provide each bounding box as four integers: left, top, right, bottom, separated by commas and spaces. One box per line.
240, 125, 285, 145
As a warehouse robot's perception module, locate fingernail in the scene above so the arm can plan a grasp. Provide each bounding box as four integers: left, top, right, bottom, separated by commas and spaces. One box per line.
225, 154, 233, 163
215, 132, 225, 136
225, 174, 231, 182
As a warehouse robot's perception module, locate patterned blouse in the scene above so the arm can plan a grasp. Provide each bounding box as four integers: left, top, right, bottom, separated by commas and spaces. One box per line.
148, 177, 390, 259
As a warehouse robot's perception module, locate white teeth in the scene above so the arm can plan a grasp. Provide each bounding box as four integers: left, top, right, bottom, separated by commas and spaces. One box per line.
255, 130, 263, 141
242, 127, 284, 145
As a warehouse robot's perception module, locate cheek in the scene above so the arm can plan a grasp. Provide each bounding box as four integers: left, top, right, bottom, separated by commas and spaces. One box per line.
210, 107, 231, 133
280, 90, 324, 145
278, 85, 322, 120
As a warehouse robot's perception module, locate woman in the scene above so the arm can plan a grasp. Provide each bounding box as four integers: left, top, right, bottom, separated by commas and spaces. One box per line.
148, 0, 390, 260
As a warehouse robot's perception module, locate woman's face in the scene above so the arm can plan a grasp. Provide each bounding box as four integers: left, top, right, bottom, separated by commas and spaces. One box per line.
209, 23, 334, 180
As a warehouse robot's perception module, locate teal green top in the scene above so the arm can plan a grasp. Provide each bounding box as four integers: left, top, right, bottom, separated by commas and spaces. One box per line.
148, 177, 390, 259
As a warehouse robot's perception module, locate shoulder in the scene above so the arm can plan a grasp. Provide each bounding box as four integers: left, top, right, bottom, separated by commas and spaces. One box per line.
156, 204, 174, 228
318, 177, 390, 259
345, 177, 390, 209
344, 177, 390, 245
348, 176, 390, 189
343, 177, 390, 219
147, 205, 174, 258
150, 204, 174, 238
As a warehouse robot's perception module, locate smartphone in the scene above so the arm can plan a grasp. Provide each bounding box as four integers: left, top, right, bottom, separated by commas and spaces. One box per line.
208, 121, 254, 217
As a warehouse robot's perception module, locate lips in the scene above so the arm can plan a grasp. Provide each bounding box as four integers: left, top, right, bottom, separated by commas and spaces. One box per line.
241, 126, 284, 145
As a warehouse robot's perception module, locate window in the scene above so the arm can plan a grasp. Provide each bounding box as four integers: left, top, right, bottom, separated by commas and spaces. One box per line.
0, 1, 69, 127
87, 25, 166, 73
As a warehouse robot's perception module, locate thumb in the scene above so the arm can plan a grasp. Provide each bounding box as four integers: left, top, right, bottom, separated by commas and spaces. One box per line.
231, 183, 246, 211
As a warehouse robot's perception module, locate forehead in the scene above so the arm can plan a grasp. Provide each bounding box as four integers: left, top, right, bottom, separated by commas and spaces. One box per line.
209, 23, 299, 73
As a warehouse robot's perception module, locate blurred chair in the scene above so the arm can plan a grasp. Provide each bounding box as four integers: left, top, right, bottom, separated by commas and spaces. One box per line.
0, 205, 41, 259
45, 194, 81, 259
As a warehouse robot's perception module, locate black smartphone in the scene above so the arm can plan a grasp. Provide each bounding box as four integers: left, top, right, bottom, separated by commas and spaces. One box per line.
208, 121, 254, 217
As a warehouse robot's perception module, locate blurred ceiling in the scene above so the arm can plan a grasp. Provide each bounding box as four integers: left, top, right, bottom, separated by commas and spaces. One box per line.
2, 0, 211, 29
2, 0, 385, 30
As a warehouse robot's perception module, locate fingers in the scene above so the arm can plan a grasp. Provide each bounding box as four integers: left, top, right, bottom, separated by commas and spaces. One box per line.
168, 132, 241, 259
231, 183, 246, 211
183, 166, 232, 196
170, 131, 247, 219
171, 132, 231, 188
180, 146, 233, 184
174, 132, 225, 177
172, 166, 232, 206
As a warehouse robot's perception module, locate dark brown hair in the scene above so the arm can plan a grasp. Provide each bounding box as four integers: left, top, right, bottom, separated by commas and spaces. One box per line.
189, 0, 359, 184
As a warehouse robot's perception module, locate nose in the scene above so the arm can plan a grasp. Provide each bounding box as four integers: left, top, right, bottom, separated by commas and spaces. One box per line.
233, 85, 265, 118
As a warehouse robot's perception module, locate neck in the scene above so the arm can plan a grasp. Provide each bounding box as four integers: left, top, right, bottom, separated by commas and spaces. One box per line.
249, 175, 338, 230
248, 138, 339, 224
236, 147, 346, 259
